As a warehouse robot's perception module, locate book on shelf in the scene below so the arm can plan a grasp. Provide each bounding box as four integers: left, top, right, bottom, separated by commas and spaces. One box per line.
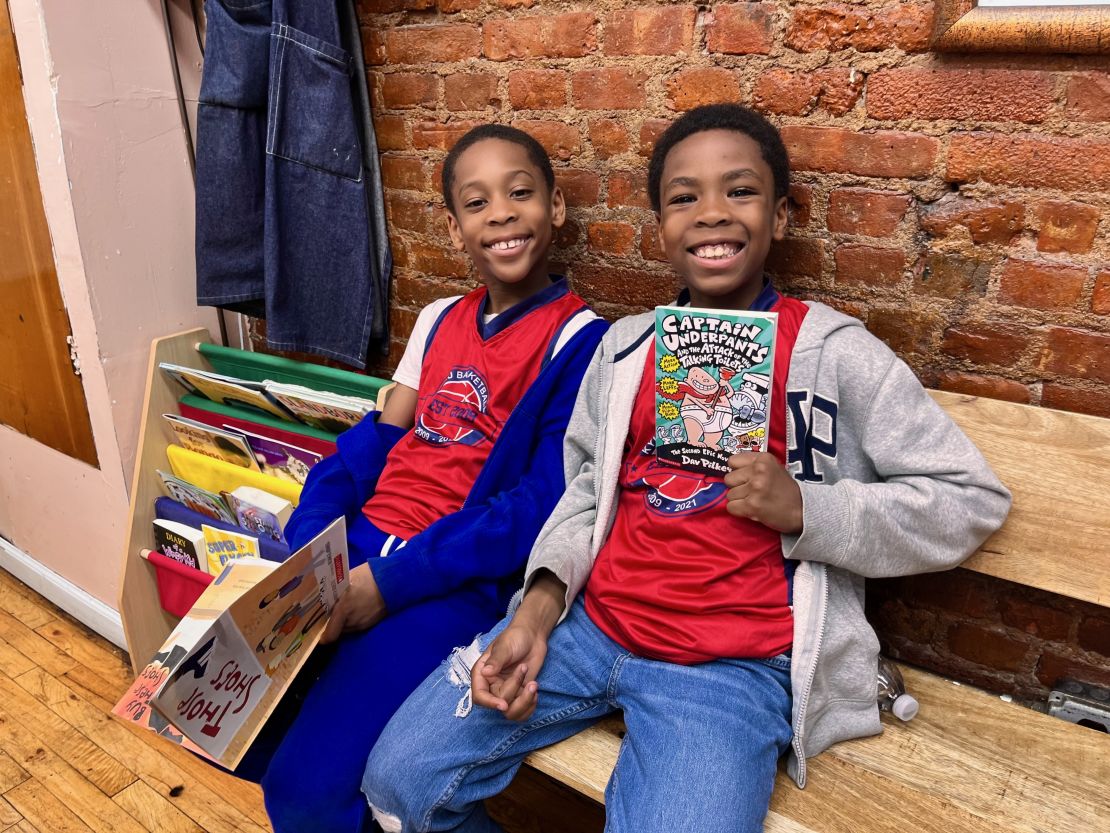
201, 524, 261, 574
654, 305, 777, 476
223, 485, 293, 543
152, 520, 207, 573
157, 471, 237, 525
263, 381, 375, 434
159, 362, 294, 423
163, 413, 261, 472
222, 425, 322, 485
113, 517, 349, 769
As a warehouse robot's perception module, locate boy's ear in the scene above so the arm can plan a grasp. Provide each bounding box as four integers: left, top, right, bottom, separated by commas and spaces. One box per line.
550, 185, 566, 229
655, 211, 665, 255
446, 210, 467, 252
772, 196, 789, 241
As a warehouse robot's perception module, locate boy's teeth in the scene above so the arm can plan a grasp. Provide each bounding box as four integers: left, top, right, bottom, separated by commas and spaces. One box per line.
693, 243, 741, 259
490, 237, 527, 251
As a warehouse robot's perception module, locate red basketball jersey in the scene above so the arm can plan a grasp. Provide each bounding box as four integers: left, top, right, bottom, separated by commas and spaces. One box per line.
365, 282, 588, 539
584, 294, 809, 664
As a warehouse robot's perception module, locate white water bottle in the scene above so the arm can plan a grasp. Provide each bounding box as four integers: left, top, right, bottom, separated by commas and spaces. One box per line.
877, 656, 919, 721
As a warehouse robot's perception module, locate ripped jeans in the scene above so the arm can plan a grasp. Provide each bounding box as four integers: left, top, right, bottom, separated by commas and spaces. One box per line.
363, 599, 793, 833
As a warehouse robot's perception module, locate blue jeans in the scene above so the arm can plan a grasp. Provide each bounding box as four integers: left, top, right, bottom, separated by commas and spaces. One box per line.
364, 600, 793, 833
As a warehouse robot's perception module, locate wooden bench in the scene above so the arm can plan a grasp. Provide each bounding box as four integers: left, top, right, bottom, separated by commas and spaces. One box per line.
498, 391, 1110, 832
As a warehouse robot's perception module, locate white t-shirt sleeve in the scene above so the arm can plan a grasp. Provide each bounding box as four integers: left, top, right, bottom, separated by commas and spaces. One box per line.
392, 296, 462, 390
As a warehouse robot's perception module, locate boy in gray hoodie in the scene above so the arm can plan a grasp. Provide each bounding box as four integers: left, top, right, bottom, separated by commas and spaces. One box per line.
361, 104, 1011, 833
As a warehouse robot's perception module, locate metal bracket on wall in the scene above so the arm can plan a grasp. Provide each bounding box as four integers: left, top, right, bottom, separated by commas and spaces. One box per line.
1048, 679, 1110, 733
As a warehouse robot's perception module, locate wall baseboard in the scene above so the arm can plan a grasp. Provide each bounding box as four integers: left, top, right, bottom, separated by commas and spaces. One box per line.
0, 536, 127, 651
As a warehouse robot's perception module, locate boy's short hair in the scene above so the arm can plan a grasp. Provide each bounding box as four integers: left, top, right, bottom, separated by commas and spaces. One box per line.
441, 124, 556, 214
647, 104, 790, 212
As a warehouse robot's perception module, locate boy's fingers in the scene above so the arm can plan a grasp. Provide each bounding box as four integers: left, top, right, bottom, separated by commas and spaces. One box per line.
504, 682, 538, 721
320, 599, 348, 644
471, 663, 508, 712
495, 663, 528, 707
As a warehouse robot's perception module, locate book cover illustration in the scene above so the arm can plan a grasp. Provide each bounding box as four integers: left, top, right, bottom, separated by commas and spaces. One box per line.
152, 519, 207, 572
654, 305, 777, 476
157, 471, 237, 525
163, 414, 261, 472
113, 518, 348, 768
223, 425, 322, 485
223, 486, 293, 543
264, 382, 374, 434
159, 363, 294, 423
201, 524, 261, 574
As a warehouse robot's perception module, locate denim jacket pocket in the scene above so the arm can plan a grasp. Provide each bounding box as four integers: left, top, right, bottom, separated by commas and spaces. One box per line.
266, 23, 363, 182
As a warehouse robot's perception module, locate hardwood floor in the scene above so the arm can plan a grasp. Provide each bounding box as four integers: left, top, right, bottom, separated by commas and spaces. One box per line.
0, 569, 271, 833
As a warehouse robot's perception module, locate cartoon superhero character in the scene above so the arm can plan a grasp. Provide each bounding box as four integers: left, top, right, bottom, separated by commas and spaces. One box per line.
724, 372, 770, 451
659, 365, 738, 450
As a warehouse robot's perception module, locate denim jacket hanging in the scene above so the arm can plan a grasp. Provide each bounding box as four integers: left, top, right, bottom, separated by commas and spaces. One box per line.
195, 0, 391, 368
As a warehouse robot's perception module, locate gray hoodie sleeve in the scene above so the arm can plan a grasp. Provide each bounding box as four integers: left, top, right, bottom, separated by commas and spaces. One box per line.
783, 353, 1012, 578
522, 339, 607, 621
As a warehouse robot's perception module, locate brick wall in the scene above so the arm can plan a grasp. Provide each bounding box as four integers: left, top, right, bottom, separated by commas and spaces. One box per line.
272, 0, 1110, 701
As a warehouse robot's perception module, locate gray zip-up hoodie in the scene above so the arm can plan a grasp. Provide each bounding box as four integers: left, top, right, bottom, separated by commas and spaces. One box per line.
520, 300, 1011, 788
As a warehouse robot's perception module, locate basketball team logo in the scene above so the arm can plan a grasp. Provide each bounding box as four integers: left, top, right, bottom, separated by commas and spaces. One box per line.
414, 366, 490, 447
633, 456, 727, 517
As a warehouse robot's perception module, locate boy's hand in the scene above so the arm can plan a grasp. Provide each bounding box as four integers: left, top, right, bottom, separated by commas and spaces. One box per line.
321, 563, 387, 643
472, 622, 548, 721
724, 452, 803, 534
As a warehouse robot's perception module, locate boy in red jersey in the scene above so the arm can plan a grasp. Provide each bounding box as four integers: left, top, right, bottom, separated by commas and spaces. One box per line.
258, 125, 607, 833
363, 105, 1010, 832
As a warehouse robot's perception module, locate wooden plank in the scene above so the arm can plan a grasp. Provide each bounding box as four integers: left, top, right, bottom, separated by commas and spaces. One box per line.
33, 617, 134, 692
0, 572, 56, 630
4, 779, 94, 833
0, 610, 75, 677
0, 637, 37, 679
6, 821, 40, 833
0, 797, 22, 829
0, 671, 136, 797
112, 781, 205, 833
930, 390, 1110, 606
21, 666, 269, 832
0, 747, 29, 793
118, 328, 215, 672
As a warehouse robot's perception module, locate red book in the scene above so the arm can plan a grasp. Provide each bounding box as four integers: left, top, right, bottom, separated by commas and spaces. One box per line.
178, 401, 337, 458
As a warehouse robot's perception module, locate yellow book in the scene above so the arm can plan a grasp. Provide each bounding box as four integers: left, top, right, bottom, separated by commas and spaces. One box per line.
201, 525, 261, 574
166, 445, 302, 507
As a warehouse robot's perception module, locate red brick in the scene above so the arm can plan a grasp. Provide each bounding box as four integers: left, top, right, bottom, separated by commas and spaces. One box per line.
827, 189, 911, 237
1094, 271, 1110, 315
948, 623, 1030, 672
412, 120, 483, 151
387, 193, 436, 234
571, 264, 678, 309
640, 222, 666, 262
870, 307, 940, 356
706, 3, 774, 55
869, 597, 939, 646
444, 74, 499, 111
917, 253, 991, 299
359, 0, 434, 14
639, 119, 670, 158
389, 306, 420, 339
782, 126, 938, 179
1042, 383, 1110, 419
1035, 201, 1100, 254
835, 245, 905, 287
785, 2, 934, 53
438, 0, 479, 12
508, 70, 567, 110
572, 68, 647, 110
999, 260, 1086, 311
408, 240, 471, 279
587, 222, 636, 256
941, 322, 1031, 366
553, 216, 580, 249
934, 372, 1031, 404
385, 24, 481, 64
604, 6, 697, 56
608, 170, 650, 209
381, 154, 427, 191
1036, 650, 1110, 688
555, 169, 600, 207
1000, 597, 1074, 641
588, 119, 630, 159
868, 69, 1053, 123
494, 0, 534, 7
1066, 72, 1110, 122
362, 28, 386, 66
483, 12, 597, 61
393, 274, 460, 309
511, 119, 581, 161
919, 195, 1023, 246
380, 73, 439, 109
1039, 328, 1110, 384
948, 133, 1110, 191
1078, 615, 1110, 656
374, 114, 407, 151
665, 67, 742, 111
752, 68, 863, 117
894, 571, 999, 620
766, 238, 825, 280
789, 184, 813, 227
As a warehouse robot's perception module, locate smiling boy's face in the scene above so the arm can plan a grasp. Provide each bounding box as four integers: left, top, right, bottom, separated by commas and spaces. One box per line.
446, 138, 565, 303
656, 129, 788, 311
